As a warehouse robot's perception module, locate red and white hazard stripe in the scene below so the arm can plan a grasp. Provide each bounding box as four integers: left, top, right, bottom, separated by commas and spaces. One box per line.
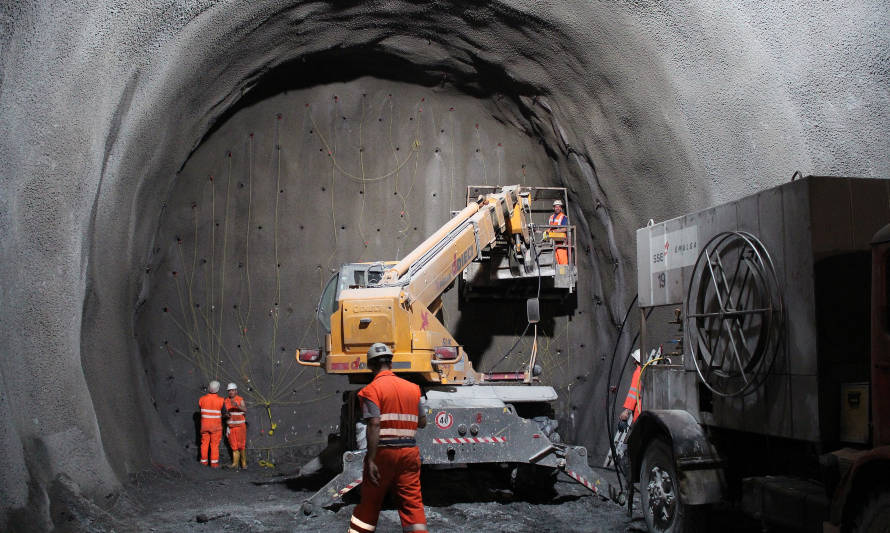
432, 437, 507, 444
566, 470, 599, 494
337, 478, 363, 498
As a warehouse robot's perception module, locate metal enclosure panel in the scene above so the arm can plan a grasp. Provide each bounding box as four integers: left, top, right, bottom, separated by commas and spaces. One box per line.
850, 179, 890, 247
642, 365, 700, 419
637, 226, 653, 306
783, 182, 818, 377
790, 374, 821, 441
809, 177, 890, 255
872, 238, 890, 446
810, 177, 855, 257
639, 177, 886, 442
757, 187, 789, 377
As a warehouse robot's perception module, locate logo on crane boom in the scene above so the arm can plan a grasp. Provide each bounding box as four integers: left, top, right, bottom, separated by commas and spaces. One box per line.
450, 244, 475, 276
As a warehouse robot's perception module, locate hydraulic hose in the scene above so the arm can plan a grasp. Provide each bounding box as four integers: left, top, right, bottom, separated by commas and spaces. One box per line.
488, 227, 543, 373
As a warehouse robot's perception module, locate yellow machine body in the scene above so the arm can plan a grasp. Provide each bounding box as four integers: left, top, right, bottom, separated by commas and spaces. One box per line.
299, 184, 570, 385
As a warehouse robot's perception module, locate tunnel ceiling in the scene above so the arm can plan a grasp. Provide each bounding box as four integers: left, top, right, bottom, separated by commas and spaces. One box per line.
1, 0, 887, 528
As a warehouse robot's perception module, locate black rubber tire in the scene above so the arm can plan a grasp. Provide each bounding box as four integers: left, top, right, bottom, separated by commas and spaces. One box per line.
853, 490, 890, 533
640, 438, 702, 533
510, 464, 557, 501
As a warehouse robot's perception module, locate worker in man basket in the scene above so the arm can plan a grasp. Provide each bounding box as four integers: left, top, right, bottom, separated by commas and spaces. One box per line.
547, 199, 569, 265
347, 342, 428, 533
198, 380, 227, 467
224, 382, 248, 469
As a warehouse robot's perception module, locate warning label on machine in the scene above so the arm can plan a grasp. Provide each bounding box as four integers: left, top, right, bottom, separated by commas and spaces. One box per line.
435, 411, 454, 430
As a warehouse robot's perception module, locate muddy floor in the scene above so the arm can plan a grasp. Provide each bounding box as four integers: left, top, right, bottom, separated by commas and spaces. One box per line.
53, 460, 641, 532
51, 460, 770, 532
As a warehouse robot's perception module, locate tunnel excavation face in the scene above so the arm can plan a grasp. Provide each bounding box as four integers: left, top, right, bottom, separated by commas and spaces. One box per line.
105, 2, 708, 477
136, 71, 602, 464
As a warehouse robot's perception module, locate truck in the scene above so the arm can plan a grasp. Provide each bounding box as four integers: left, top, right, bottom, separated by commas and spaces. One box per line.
627, 175, 890, 532
295, 184, 604, 513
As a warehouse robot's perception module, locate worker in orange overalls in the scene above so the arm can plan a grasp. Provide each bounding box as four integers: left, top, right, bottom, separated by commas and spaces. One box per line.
224, 382, 247, 469
198, 380, 226, 467
548, 199, 569, 265
619, 349, 643, 432
348, 343, 428, 533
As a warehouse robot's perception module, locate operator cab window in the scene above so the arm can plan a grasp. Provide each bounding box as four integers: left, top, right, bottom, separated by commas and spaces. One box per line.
317, 273, 339, 333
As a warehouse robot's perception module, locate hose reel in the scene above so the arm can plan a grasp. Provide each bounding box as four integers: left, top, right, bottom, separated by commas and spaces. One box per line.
685, 231, 784, 397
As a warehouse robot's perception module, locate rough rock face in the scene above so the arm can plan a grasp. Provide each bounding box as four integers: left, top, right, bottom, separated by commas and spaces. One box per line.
1, 0, 887, 528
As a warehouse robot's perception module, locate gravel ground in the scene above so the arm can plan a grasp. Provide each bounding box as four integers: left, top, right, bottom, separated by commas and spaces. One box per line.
117, 462, 645, 533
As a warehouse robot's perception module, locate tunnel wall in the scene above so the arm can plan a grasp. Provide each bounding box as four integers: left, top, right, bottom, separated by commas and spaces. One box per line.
136, 79, 582, 462
1, 0, 888, 528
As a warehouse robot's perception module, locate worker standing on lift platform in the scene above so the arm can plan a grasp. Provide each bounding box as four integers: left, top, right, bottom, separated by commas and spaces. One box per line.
348, 343, 428, 533
548, 199, 569, 265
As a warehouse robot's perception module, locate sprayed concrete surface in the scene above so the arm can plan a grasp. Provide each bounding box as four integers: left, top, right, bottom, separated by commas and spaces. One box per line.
1, 0, 888, 529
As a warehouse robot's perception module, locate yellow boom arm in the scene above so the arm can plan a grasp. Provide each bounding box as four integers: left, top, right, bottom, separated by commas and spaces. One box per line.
299, 185, 532, 385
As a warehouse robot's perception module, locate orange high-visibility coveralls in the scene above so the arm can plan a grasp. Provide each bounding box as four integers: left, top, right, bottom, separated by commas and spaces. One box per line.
623, 365, 642, 419
199, 393, 225, 467
348, 370, 428, 533
224, 395, 246, 451
548, 212, 569, 265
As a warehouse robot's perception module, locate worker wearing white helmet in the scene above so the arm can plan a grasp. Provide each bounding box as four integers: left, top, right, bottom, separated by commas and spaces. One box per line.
349, 342, 429, 533
224, 382, 248, 468
548, 199, 570, 265
198, 380, 226, 467
619, 349, 643, 432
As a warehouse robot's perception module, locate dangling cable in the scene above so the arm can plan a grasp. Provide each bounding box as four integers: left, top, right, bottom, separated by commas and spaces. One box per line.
488, 227, 543, 373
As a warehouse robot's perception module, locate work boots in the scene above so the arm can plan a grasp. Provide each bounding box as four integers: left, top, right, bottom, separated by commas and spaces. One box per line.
240, 450, 247, 469
228, 450, 240, 469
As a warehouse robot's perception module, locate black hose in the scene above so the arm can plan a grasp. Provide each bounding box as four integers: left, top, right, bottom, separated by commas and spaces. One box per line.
488, 231, 543, 373
604, 301, 654, 491
603, 294, 638, 492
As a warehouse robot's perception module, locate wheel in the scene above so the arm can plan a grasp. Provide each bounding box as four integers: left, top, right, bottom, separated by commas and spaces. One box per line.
640, 438, 702, 533
853, 489, 890, 533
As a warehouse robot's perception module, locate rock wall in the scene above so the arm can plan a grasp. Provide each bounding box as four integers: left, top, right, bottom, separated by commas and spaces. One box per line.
1, 0, 887, 529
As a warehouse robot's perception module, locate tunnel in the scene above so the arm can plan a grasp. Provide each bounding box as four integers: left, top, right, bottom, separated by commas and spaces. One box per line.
1, 1, 888, 530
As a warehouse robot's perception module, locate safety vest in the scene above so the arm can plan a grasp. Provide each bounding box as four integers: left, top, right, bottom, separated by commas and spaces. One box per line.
358, 370, 421, 446
199, 393, 225, 432
548, 212, 567, 226
548, 212, 568, 240
224, 396, 246, 427
623, 365, 642, 418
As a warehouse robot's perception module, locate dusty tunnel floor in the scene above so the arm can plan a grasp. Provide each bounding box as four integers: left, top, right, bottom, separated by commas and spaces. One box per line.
80, 463, 641, 532
60, 461, 777, 532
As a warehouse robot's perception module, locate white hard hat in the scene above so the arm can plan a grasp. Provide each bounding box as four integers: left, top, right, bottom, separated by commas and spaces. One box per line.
227, 382, 237, 391
630, 349, 641, 364
208, 380, 220, 393
553, 200, 563, 207
367, 342, 394, 362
